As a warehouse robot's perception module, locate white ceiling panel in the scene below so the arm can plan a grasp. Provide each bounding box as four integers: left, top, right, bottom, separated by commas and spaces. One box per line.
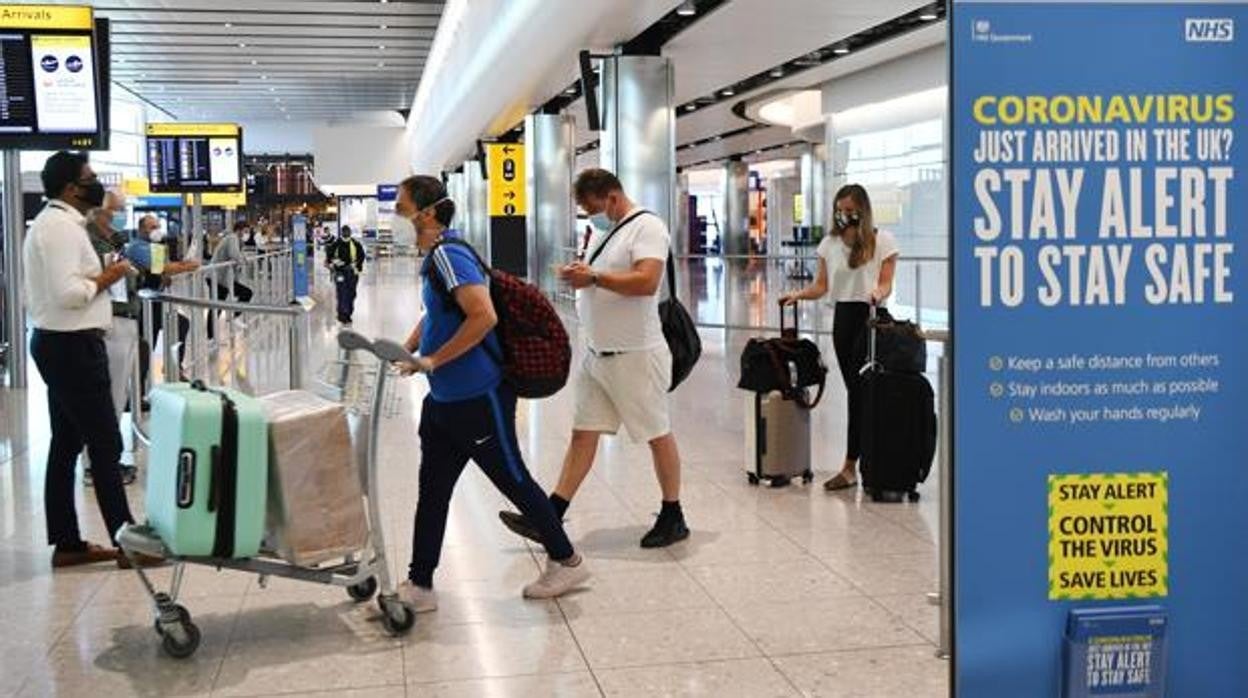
43, 0, 446, 123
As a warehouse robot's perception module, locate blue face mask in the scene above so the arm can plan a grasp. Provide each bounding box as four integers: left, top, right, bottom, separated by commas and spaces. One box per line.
589, 212, 612, 231
111, 212, 127, 231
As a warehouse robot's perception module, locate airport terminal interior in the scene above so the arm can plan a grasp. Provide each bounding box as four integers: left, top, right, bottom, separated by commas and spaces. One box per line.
0, 1, 957, 696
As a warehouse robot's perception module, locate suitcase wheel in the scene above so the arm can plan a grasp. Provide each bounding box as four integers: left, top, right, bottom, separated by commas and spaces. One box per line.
907, 490, 921, 503
379, 596, 416, 635
155, 604, 201, 659
747, 473, 761, 486
347, 576, 378, 603
768, 476, 792, 488
801, 470, 814, 484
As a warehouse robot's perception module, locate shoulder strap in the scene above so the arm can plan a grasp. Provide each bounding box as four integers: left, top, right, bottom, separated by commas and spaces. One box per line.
425, 238, 504, 366
586, 209, 654, 266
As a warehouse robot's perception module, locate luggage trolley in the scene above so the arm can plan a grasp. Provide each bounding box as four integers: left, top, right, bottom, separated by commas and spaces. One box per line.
117, 330, 417, 659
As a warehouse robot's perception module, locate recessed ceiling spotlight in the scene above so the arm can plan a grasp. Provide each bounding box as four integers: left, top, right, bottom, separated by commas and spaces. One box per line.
238, 42, 246, 48
378, 45, 386, 50
260, 74, 268, 80
269, 86, 276, 92
141, 72, 148, 78
770, 67, 785, 77
224, 22, 232, 28
380, 24, 388, 30
684, 104, 697, 111
564, 86, 577, 94
833, 46, 850, 55
377, 61, 385, 68
676, 0, 696, 17
250, 59, 258, 66
919, 12, 938, 21
721, 88, 735, 97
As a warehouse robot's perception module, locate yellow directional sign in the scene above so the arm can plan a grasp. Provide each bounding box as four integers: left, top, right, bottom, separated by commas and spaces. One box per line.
486, 142, 526, 217
0, 5, 92, 30
185, 192, 246, 208
146, 123, 240, 137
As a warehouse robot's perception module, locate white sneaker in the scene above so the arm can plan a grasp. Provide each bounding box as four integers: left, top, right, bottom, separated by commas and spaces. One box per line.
523, 556, 591, 599
397, 580, 438, 613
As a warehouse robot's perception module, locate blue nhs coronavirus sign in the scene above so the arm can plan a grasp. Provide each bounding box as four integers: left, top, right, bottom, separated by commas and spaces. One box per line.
951, 1, 1248, 696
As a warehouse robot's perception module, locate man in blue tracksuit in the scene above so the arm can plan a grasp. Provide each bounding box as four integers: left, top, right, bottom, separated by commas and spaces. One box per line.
393, 175, 589, 612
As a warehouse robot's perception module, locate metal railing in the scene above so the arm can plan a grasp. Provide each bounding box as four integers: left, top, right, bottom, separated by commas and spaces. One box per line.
923, 328, 953, 661
130, 248, 307, 447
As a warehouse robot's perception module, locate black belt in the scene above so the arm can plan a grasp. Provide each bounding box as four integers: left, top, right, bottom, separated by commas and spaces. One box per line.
33, 328, 106, 339
590, 349, 626, 358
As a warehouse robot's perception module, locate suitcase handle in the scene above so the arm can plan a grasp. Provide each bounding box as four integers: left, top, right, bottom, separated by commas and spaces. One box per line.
861, 301, 881, 376
779, 302, 800, 339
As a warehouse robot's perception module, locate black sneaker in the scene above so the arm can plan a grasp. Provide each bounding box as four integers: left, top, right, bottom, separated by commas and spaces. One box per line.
498, 511, 543, 544
640, 513, 690, 549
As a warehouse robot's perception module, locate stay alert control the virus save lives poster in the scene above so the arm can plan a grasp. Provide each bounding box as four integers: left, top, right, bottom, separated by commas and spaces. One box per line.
950, 2, 1247, 696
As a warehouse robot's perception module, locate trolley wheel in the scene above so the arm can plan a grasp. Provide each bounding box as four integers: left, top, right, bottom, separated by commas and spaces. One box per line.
907, 490, 921, 503
379, 598, 416, 636
801, 470, 814, 484
157, 606, 201, 660
154, 604, 192, 635
347, 577, 378, 602
747, 473, 761, 486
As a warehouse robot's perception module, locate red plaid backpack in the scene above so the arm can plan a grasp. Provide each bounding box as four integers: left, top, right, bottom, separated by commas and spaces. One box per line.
427, 239, 571, 399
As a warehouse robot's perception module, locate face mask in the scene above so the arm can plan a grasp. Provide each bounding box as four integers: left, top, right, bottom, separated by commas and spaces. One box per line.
834, 210, 861, 229
148, 228, 166, 242
79, 180, 106, 208
590, 212, 612, 231
111, 212, 127, 230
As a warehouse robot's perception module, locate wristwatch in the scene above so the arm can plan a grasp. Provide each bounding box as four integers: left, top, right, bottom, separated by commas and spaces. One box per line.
590, 272, 599, 287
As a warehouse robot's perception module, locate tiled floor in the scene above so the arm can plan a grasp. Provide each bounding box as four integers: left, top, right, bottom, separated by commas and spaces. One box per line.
0, 261, 950, 697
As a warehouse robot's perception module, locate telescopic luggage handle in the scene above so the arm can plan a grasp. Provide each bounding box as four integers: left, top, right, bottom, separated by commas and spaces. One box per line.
780, 301, 800, 339
860, 300, 880, 376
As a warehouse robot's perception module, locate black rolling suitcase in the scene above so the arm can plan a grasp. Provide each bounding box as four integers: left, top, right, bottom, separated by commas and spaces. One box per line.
858, 305, 937, 503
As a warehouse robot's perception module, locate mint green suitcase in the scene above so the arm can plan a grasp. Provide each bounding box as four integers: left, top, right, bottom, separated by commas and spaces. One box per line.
146, 382, 269, 558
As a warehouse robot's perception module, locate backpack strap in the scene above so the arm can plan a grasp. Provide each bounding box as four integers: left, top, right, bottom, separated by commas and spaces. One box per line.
424, 237, 503, 366
586, 209, 654, 266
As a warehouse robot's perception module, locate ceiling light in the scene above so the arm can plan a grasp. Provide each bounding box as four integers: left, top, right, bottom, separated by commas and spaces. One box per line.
238, 42, 246, 48
676, 0, 696, 16
834, 46, 850, 55
269, 87, 276, 92
377, 61, 386, 68
919, 12, 938, 21
260, 74, 268, 80
378, 45, 386, 50
141, 72, 148, 78
564, 86, 577, 95
721, 88, 735, 97
224, 22, 232, 28
770, 67, 785, 77
684, 104, 697, 111
380, 24, 388, 30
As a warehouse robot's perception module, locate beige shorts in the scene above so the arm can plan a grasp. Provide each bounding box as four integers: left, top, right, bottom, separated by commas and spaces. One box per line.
573, 346, 672, 443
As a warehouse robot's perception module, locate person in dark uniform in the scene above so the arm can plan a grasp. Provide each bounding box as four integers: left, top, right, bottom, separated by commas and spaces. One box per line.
325, 225, 366, 325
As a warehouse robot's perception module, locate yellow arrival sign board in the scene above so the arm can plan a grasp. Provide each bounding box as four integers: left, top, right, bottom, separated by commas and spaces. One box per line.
0, 5, 92, 30
486, 142, 526, 217
1048, 472, 1168, 601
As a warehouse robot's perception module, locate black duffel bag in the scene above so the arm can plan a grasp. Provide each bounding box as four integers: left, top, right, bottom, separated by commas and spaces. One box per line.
857, 306, 926, 374
737, 304, 828, 409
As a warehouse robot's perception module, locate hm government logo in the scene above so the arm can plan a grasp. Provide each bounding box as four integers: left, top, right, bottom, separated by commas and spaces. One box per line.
971, 18, 1033, 44
1185, 18, 1234, 42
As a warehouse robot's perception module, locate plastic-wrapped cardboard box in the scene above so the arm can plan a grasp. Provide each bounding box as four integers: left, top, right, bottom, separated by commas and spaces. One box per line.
260, 390, 367, 566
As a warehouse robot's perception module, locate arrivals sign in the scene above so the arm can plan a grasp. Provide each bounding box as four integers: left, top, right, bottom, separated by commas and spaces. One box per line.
950, 2, 1247, 696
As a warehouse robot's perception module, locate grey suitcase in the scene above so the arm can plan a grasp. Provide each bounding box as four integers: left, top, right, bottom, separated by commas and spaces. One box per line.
745, 391, 814, 487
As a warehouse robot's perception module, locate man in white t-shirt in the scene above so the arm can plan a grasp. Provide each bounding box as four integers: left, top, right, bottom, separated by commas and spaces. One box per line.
499, 168, 689, 548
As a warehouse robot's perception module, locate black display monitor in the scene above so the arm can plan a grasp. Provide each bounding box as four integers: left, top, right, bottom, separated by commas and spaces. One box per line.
0, 4, 106, 150
145, 123, 244, 193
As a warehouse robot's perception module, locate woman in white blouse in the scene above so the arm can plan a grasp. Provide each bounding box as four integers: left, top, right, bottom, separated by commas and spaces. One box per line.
780, 184, 899, 492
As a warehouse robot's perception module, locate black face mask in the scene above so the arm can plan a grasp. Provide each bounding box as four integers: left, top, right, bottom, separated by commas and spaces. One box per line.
78, 180, 106, 208
834, 210, 861, 229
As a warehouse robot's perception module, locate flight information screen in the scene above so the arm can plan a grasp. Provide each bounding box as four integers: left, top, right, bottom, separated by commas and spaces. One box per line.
146, 124, 243, 192
0, 5, 102, 148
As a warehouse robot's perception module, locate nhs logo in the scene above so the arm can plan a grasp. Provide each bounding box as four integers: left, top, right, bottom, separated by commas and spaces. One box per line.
1185, 18, 1234, 42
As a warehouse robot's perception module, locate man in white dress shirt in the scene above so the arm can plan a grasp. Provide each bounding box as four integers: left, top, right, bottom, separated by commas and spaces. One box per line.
24, 151, 150, 569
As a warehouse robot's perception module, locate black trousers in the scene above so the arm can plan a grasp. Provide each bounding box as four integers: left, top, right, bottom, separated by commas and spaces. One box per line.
832, 302, 871, 462
334, 271, 359, 322
30, 330, 135, 548
409, 387, 574, 587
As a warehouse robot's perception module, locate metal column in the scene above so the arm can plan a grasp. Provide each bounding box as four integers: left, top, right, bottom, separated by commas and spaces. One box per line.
721, 159, 749, 255
800, 144, 827, 234
2, 150, 25, 387
675, 171, 691, 257
524, 112, 575, 296
464, 160, 488, 255
599, 54, 677, 234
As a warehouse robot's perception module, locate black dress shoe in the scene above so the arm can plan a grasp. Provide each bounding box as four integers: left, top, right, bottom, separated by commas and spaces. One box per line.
640, 513, 690, 549
498, 511, 544, 544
